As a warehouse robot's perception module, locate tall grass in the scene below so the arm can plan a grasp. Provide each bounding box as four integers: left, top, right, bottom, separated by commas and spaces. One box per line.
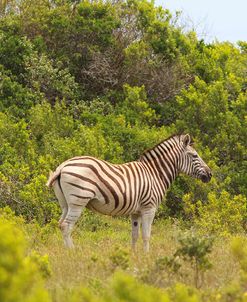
25, 215, 239, 301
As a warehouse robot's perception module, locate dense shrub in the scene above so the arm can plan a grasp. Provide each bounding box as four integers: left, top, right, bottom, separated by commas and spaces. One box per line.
0, 219, 51, 302
0, 0, 246, 230
183, 191, 247, 235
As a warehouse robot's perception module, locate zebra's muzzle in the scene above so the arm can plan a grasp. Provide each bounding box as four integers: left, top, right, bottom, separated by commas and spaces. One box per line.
200, 171, 212, 183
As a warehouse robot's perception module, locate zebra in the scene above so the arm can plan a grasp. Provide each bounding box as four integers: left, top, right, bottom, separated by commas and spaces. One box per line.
46, 134, 212, 252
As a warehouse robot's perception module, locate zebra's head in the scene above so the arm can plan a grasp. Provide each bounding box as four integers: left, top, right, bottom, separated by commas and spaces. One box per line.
178, 134, 212, 183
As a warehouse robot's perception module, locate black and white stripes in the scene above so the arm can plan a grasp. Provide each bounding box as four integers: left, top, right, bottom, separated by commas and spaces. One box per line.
47, 134, 212, 251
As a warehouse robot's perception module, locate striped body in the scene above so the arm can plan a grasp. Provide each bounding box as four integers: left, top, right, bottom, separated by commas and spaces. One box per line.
47, 134, 212, 251
59, 157, 153, 217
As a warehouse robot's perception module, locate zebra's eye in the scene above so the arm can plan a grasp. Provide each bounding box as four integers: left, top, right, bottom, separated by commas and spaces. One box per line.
187, 152, 198, 159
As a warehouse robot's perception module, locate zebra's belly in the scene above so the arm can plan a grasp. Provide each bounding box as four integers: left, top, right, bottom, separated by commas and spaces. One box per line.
86, 198, 114, 215
86, 198, 140, 216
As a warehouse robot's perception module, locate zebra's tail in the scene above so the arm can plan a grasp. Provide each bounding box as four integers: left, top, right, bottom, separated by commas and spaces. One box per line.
46, 157, 78, 187
46, 163, 66, 187
46, 170, 60, 187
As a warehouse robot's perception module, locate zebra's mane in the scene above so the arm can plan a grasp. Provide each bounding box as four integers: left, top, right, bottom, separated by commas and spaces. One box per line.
140, 133, 195, 157
139, 134, 181, 159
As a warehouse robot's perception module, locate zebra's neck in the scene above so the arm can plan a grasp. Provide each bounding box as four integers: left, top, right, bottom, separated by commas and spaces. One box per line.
139, 136, 182, 196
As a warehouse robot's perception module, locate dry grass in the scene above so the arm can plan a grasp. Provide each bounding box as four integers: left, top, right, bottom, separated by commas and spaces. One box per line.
26, 214, 241, 301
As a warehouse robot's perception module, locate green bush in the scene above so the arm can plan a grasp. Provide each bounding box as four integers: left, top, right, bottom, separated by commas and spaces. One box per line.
195, 191, 246, 235
28, 251, 52, 279
104, 272, 170, 302
0, 219, 51, 302
69, 272, 204, 302
109, 246, 130, 271
174, 233, 213, 288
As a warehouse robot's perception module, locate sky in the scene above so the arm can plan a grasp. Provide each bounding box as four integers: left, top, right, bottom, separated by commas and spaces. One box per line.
155, 0, 247, 43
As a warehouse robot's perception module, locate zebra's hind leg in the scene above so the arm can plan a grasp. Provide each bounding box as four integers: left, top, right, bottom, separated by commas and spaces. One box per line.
131, 213, 141, 251
60, 202, 86, 248
53, 177, 68, 227
141, 209, 155, 253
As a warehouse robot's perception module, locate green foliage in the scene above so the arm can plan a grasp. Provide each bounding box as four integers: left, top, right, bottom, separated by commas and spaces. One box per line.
0, 65, 38, 117
23, 52, 80, 104
68, 271, 203, 302
174, 233, 213, 288
184, 191, 247, 235
0, 219, 51, 302
0, 26, 31, 76
118, 84, 157, 126
155, 255, 181, 275
28, 251, 52, 279
153, 231, 214, 289
105, 272, 170, 302
109, 246, 130, 271
232, 238, 247, 274
168, 283, 201, 302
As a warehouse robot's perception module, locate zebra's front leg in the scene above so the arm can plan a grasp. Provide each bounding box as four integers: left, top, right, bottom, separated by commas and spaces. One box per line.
141, 209, 155, 253
131, 213, 141, 251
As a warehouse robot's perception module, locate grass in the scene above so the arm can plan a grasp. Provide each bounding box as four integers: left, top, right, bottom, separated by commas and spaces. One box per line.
21, 212, 242, 301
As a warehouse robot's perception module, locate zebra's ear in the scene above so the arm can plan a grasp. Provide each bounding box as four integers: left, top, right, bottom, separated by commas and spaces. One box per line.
183, 134, 191, 147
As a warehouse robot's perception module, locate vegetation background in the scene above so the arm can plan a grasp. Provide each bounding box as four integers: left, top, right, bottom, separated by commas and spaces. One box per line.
0, 0, 246, 301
